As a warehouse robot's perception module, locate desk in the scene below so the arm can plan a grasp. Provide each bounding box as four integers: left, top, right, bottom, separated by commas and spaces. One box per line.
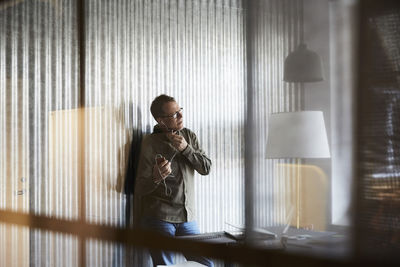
252, 226, 350, 259
177, 226, 349, 266
177, 231, 237, 244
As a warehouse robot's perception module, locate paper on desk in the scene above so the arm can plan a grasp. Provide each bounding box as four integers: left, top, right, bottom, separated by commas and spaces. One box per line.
224, 222, 277, 239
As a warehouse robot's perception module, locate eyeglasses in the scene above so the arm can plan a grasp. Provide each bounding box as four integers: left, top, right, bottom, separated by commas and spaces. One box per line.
160, 108, 183, 119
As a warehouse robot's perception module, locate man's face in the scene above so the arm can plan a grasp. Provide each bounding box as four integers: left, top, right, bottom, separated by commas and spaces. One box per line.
158, 101, 184, 131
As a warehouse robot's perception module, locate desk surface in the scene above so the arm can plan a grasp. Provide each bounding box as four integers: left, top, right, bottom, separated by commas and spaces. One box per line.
177, 231, 237, 244
177, 226, 350, 259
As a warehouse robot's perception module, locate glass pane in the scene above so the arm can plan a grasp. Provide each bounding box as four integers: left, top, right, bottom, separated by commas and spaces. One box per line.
246, 0, 356, 261
4, 0, 399, 266
357, 0, 400, 260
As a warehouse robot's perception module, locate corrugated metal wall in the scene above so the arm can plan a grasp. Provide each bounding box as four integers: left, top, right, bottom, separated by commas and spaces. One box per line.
0, 0, 302, 266
84, 0, 246, 233
249, 0, 302, 228
1, 1, 79, 266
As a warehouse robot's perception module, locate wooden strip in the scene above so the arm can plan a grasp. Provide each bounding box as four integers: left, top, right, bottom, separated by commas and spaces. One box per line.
0, 209, 361, 267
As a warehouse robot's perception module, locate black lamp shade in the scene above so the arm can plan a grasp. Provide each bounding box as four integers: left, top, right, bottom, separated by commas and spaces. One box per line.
284, 43, 324, 82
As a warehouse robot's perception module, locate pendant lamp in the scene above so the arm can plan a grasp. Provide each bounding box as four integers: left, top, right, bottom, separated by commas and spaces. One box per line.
283, 43, 324, 83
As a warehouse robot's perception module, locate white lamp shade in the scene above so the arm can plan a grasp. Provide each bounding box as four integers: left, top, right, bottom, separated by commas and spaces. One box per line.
266, 111, 330, 158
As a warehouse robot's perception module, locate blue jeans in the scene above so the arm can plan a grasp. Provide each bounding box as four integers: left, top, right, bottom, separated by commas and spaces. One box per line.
141, 217, 214, 267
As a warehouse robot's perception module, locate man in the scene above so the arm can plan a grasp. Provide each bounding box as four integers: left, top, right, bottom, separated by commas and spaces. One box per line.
135, 94, 213, 267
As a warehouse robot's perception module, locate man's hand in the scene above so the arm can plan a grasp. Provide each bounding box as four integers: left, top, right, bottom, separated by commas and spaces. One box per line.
153, 157, 171, 184
167, 132, 188, 152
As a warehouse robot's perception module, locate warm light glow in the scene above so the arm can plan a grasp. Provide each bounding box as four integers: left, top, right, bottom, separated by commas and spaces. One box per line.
275, 163, 328, 230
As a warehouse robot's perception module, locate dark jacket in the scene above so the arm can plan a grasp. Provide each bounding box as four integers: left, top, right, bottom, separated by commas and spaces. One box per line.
134, 126, 212, 223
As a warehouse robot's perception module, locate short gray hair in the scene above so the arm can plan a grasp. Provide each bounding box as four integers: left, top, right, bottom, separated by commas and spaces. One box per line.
150, 94, 176, 120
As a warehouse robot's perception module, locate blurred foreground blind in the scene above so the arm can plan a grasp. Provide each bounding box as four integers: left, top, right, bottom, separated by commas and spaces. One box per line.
357, 0, 400, 259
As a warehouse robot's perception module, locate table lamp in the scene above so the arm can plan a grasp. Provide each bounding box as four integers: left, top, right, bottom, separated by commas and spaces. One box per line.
266, 111, 330, 228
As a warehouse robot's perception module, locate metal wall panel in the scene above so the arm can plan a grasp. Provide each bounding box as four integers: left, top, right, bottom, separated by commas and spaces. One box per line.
84, 0, 246, 232
84, 1, 246, 265
0, 0, 302, 266
0, 1, 79, 266
0, 224, 29, 267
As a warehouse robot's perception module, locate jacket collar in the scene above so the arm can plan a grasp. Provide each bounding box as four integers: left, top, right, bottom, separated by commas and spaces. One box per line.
153, 124, 183, 134
153, 124, 164, 134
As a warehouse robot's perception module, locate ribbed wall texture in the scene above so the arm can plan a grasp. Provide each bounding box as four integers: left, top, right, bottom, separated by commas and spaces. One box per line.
0, 0, 302, 266
84, 1, 245, 265
84, 0, 246, 232
0, 1, 79, 266
249, 0, 302, 228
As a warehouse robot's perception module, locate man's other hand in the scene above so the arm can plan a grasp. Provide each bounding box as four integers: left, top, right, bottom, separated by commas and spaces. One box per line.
153, 158, 171, 184
167, 132, 188, 152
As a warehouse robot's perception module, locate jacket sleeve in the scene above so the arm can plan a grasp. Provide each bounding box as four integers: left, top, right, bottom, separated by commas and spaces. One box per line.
181, 130, 212, 175
134, 136, 160, 196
